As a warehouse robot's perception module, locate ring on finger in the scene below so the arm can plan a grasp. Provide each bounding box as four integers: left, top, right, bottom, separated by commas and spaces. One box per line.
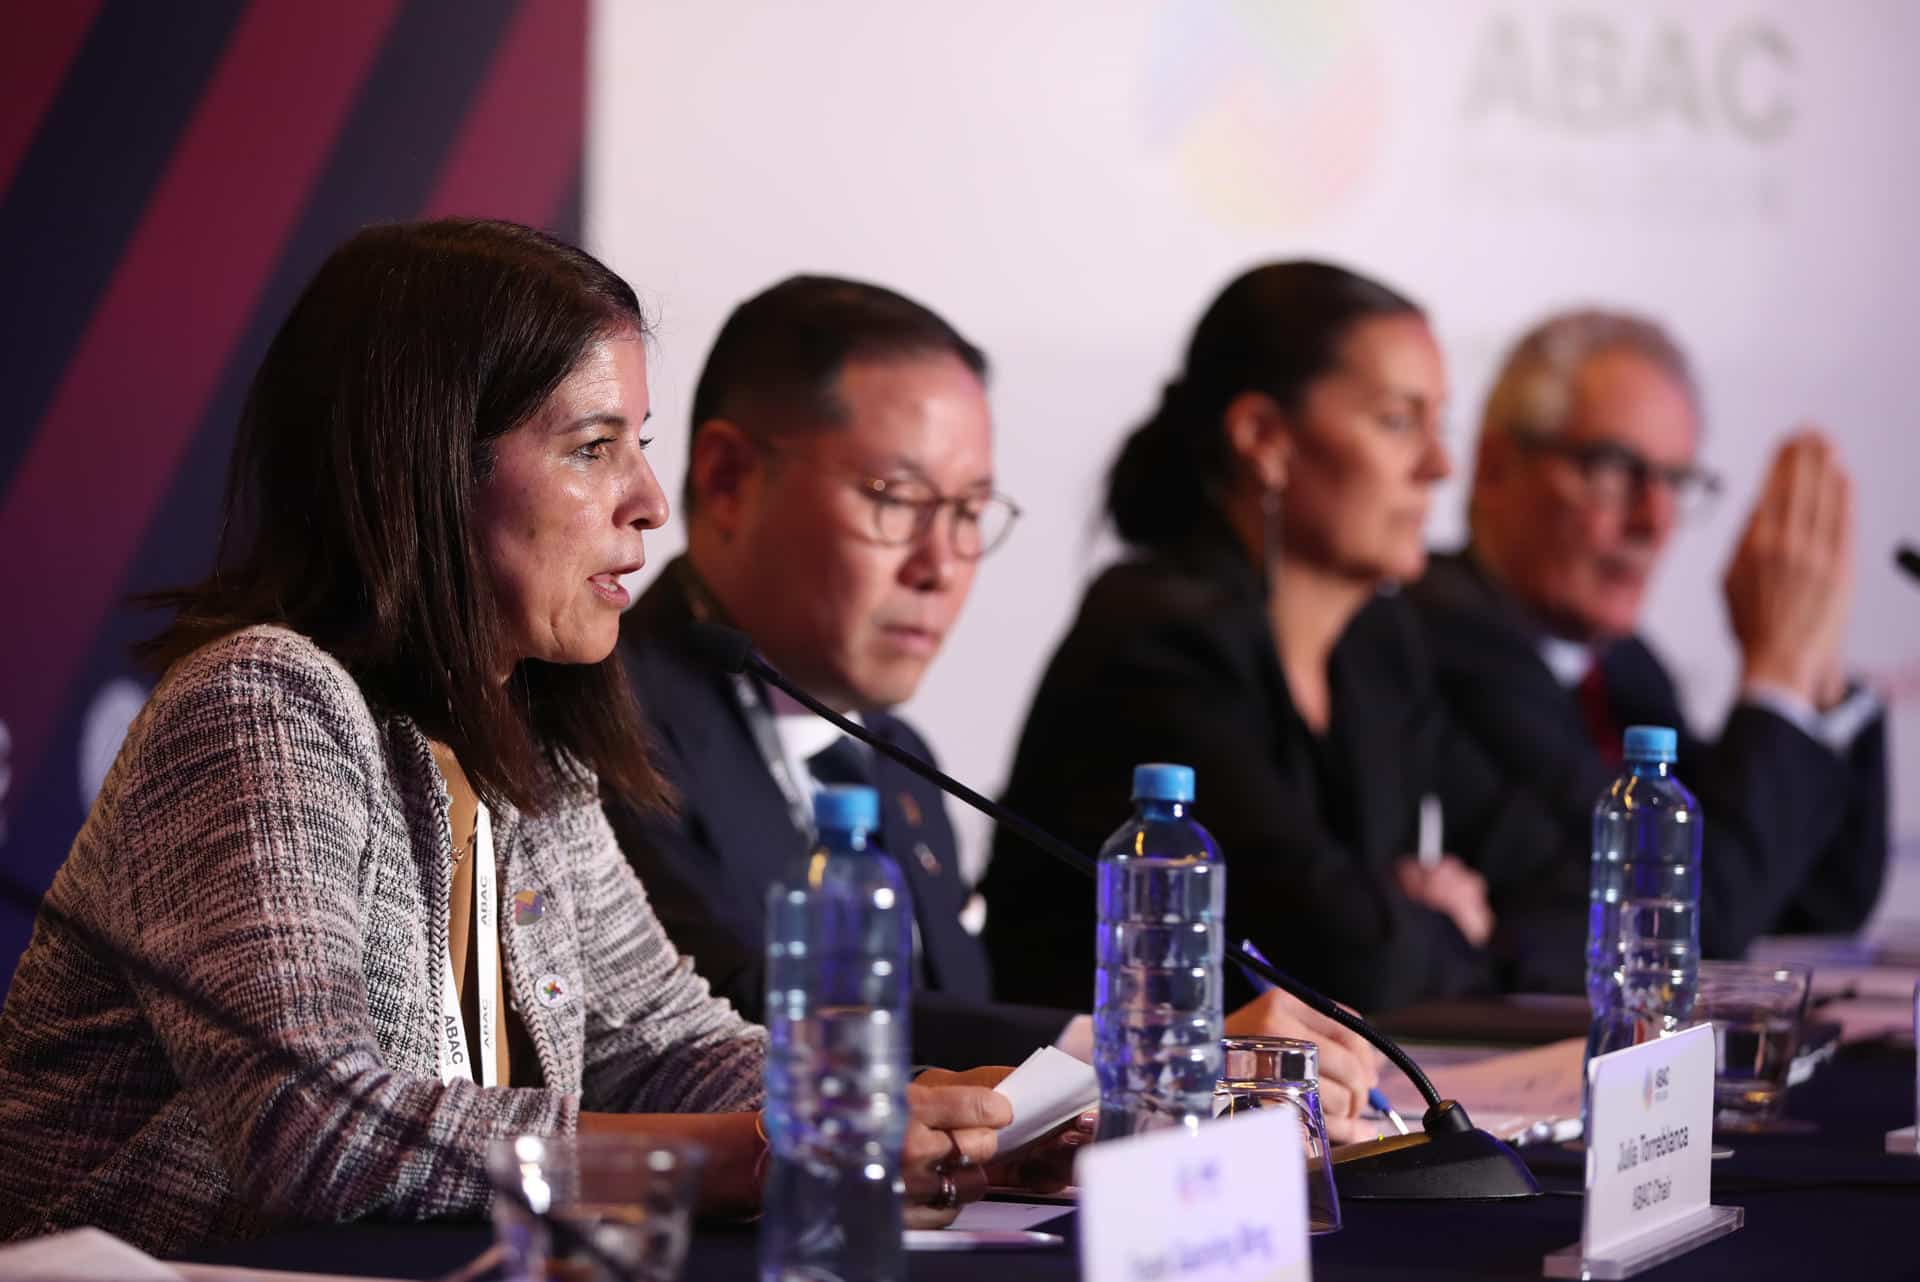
932, 1173, 958, 1211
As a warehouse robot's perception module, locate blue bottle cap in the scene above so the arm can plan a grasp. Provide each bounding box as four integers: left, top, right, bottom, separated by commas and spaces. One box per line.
1131, 763, 1195, 803
1621, 725, 1678, 764
813, 785, 880, 832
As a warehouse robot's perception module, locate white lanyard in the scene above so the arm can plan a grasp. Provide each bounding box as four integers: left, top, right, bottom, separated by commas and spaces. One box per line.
731, 672, 816, 838
438, 802, 500, 1088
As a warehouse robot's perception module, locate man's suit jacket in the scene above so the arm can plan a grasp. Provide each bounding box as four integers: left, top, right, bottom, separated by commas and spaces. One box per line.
1407, 550, 1888, 958
605, 558, 1072, 1069
979, 535, 1586, 1016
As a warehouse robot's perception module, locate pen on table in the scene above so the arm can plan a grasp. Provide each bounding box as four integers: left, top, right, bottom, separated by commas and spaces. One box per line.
1416, 793, 1443, 870
1234, 936, 1409, 1137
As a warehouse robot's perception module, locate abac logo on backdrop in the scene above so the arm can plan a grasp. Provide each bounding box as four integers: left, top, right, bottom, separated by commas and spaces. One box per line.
1140, 0, 1390, 232
1453, 8, 1796, 220
1463, 10, 1793, 144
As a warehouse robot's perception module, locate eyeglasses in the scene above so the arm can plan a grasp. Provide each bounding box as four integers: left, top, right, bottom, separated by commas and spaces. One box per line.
850, 473, 1022, 559
1512, 429, 1722, 522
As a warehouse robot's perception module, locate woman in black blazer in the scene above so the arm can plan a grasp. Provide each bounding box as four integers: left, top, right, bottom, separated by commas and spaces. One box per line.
980, 262, 1582, 1016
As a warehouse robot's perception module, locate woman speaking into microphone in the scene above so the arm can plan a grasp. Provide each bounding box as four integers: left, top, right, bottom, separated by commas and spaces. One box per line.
0, 219, 1013, 1253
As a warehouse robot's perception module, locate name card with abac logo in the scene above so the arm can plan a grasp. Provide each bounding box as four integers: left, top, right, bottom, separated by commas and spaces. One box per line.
1544, 1022, 1742, 1279
1076, 1107, 1309, 1282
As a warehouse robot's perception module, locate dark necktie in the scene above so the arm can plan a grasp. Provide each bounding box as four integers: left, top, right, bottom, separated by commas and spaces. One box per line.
806, 733, 933, 984
807, 735, 873, 789
1578, 662, 1623, 769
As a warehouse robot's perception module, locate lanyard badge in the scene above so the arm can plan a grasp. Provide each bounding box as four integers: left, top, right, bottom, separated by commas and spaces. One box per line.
438, 802, 501, 1088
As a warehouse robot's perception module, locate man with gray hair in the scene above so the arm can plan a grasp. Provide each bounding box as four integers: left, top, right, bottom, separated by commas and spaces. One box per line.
1409, 308, 1887, 959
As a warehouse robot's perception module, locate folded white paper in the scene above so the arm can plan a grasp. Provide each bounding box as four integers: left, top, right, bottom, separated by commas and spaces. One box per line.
176, 1266, 415, 1282
904, 1227, 1065, 1251
951, 1200, 1074, 1231
1379, 1036, 1587, 1143
0, 1228, 414, 1282
994, 1044, 1100, 1154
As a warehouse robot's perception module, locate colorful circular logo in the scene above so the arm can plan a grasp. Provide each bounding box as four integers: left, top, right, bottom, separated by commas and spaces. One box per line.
1141, 0, 1390, 231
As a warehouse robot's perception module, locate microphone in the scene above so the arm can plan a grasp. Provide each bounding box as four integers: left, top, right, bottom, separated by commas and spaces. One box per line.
685, 620, 1539, 1201
1898, 544, 1920, 584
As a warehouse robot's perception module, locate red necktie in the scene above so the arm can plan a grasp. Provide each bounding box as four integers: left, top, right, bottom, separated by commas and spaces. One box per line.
1578, 663, 1623, 769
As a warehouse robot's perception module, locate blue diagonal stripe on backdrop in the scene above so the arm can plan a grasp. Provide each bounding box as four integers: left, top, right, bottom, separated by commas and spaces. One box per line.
0, 2, 248, 490
0, 0, 533, 999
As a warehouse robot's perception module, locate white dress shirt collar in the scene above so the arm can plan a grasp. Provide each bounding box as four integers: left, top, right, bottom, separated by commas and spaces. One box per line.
1537, 634, 1595, 690
766, 686, 864, 793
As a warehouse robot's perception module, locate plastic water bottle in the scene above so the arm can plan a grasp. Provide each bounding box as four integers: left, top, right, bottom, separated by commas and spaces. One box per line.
761, 785, 912, 1282
1093, 763, 1226, 1140
1583, 725, 1702, 1120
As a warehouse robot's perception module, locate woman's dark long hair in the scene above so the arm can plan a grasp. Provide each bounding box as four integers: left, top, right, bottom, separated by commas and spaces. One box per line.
1106, 260, 1423, 551
141, 218, 667, 815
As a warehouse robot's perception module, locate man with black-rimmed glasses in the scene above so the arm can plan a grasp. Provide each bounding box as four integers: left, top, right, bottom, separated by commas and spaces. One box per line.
1410, 309, 1887, 960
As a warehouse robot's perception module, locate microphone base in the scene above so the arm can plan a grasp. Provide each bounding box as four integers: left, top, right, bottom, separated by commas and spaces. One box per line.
1331, 1127, 1541, 1201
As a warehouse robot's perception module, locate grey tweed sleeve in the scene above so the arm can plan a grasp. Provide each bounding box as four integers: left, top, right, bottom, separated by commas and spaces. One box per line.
117, 636, 580, 1224
574, 804, 768, 1115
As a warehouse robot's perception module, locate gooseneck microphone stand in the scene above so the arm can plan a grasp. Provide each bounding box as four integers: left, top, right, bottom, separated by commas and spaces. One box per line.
687, 620, 1539, 1200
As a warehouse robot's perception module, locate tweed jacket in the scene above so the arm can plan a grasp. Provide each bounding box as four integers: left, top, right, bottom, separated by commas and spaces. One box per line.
0, 626, 765, 1254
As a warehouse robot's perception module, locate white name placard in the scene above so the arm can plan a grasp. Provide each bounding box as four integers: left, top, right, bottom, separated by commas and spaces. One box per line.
1076, 1108, 1309, 1282
1582, 1022, 1715, 1257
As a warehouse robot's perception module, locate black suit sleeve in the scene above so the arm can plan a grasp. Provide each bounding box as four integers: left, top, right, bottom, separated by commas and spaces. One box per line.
1345, 603, 1587, 993
1687, 701, 1889, 952
1421, 699, 1590, 993
603, 777, 771, 1023
606, 768, 1075, 1069
1612, 644, 1883, 955
910, 993, 1080, 1070
983, 581, 1489, 1015
1788, 710, 1891, 933
1410, 560, 1892, 965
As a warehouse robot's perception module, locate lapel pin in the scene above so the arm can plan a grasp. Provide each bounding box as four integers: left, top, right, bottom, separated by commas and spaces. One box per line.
535, 973, 572, 1009
898, 792, 923, 828
512, 889, 546, 925
914, 841, 941, 877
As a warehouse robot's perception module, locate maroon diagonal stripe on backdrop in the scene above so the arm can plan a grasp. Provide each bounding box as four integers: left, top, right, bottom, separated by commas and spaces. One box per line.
419, 0, 587, 228
0, 0, 104, 196
0, 0, 400, 790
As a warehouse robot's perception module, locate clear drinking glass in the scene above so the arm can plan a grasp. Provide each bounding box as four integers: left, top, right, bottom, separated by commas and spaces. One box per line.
1214, 1036, 1341, 1234
486, 1133, 706, 1282
1696, 962, 1813, 1131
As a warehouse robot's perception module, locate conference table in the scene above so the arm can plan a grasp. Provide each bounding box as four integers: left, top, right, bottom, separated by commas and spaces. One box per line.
184, 1038, 1916, 1282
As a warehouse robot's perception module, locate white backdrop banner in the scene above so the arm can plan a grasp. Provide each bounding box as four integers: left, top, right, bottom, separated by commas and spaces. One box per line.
588, 0, 1920, 912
